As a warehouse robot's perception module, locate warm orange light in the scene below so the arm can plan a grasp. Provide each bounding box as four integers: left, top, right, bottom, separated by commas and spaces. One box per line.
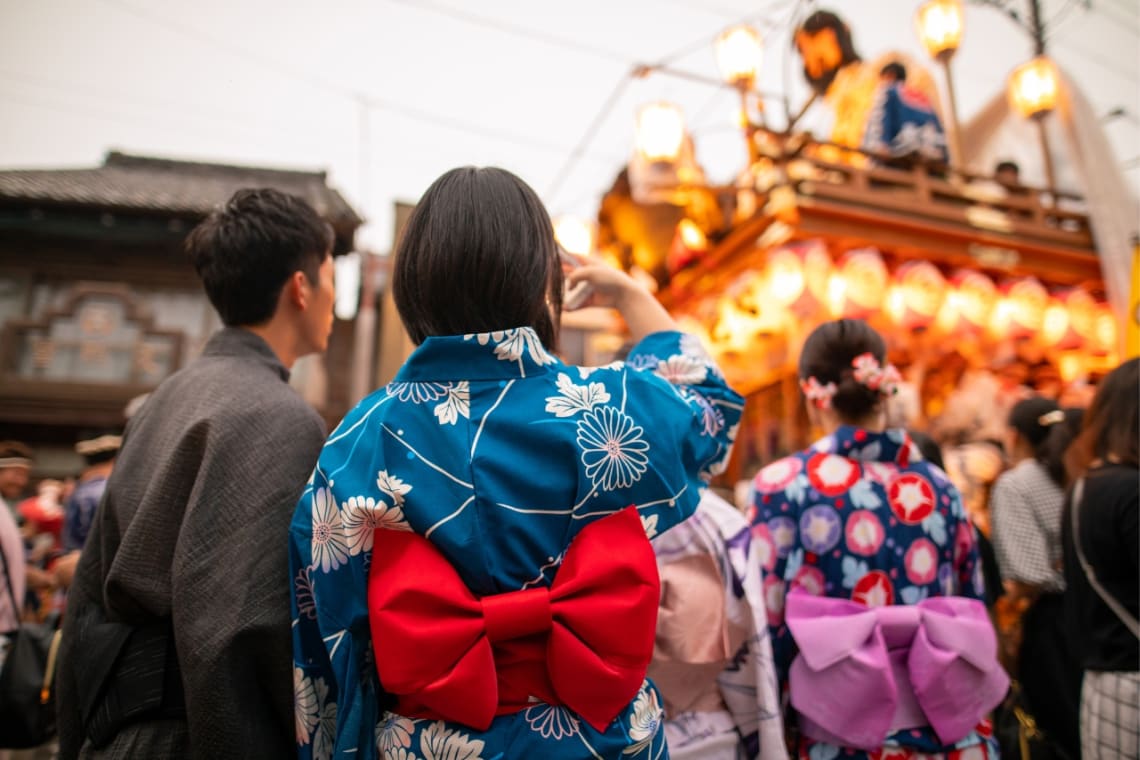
667, 218, 709, 275
916, 0, 964, 61
1058, 352, 1084, 384
1007, 277, 1049, 334
827, 273, 847, 317
767, 251, 805, 306
715, 25, 764, 88
952, 270, 997, 330
635, 102, 686, 162
1008, 56, 1060, 119
936, 290, 962, 333
678, 218, 707, 250
1092, 304, 1120, 355
885, 286, 907, 324
553, 215, 594, 257
838, 248, 889, 318
895, 261, 948, 328
1042, 302, 1073, 348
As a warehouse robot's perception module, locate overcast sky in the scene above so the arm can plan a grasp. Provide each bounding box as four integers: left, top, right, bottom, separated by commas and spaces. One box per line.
2, 0, 1137, 255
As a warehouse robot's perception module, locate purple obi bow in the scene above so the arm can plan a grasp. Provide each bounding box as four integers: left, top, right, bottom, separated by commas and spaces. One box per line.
786, 591, 1009, 750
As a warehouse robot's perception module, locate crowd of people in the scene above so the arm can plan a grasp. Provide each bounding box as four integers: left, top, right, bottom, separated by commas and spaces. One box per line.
0, 172, 1135, 760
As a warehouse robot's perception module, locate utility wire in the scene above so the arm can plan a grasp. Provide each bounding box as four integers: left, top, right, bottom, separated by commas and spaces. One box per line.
544, 74, 631, 201
383, 0, 630, 64
89, 0, 624, 164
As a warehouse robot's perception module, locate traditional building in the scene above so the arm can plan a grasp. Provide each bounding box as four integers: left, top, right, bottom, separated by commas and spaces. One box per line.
0, 151, 363, 475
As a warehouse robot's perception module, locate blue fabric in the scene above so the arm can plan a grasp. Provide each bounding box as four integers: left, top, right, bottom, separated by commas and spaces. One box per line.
750, 426, 991, 758
62, 475, 107, 552
290, 327, 743, 760
862, 83, 949, 164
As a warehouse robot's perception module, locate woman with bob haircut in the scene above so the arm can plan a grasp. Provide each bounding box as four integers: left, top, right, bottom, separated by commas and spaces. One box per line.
289, 166, 745, 759
750, 318, 1007, 759
1061, 357, 1139, 760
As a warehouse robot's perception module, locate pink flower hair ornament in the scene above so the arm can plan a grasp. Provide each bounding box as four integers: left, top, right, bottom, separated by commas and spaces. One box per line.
800, 376, 838, 409
851, 353, 901, 397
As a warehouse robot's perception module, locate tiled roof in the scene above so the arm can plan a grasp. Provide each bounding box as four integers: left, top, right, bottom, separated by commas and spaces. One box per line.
0, 151, 363, 231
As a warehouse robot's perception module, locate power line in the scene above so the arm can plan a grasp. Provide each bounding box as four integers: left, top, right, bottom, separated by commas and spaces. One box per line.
544, 74, 631, 202
382, 0, 630, 64
1053, 35, 1140, 83
87, 0, 625, 165
1090, 0, 1140, 35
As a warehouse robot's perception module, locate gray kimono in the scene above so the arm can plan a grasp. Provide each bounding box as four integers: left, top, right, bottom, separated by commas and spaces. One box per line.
55, 328, 327, 759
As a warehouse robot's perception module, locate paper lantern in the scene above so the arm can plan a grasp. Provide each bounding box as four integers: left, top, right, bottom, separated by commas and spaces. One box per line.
949, 270, 997, 332
991, 278, 1048, 338
894, 261, 948, 329
1091, 302, 1120, 357
1008, 56, 1060, 120
765, 240, 832, 316
1041, 288, 1096, 350
835, 248, 889, 318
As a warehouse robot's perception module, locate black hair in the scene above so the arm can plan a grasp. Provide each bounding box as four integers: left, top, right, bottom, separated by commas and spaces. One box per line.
798, 319, 888, 423
995, 160, 1020, 176
1067, 357, 1140, 477
880, 62, 907, 82
795, 10, 862, 95
908, 429, 944, 470
1037, 408, 1084, 487
1008, 396, 1062, 452
185, 188, 334, 326
393, 166, 562, 348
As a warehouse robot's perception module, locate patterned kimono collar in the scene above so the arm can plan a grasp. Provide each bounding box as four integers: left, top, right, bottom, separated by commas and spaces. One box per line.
396, 327, 561, 382
812, 425, 920, 467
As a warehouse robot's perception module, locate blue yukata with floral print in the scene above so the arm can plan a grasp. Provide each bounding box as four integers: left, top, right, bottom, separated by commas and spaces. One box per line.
290, 327, 743, 760
749, 427, 997, 760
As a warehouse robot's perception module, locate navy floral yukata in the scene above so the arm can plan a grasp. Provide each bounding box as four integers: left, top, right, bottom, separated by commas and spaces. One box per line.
749, 427, 996, 760
290, 327, 743, 760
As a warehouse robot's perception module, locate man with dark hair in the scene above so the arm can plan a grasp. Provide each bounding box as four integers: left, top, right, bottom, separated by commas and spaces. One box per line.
995, 160, 1021, 188
55, 188, 336, 759
863, 59, 949, 170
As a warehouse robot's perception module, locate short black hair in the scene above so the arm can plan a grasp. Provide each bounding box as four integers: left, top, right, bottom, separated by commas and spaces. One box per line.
880, 62, 907, 82
185, 188, 334, 326
908, 430, 944, 470
393, 167, 562, 348
798, 319, 888, 422
995, 160, 1020, 176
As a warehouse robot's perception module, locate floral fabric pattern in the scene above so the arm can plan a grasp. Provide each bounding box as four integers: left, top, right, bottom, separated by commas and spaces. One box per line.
290, 327, 742, 759
750, 426, 987, 760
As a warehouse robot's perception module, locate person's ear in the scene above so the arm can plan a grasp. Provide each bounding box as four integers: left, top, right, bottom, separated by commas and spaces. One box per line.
287, 271, 309, 311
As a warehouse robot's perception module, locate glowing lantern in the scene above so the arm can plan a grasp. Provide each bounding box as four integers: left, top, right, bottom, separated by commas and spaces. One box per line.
991, 278, 1048, 338
827, 273, 847, 317
765, 240, 832, 316
950, 270, 997, 331
885, 286, 906, 325
1008, 56, 1060, 120
553, 215, 595, 257
1091, 302, 1120, 357
894, 261, 948, 329
715, 25, 764, 88
1057, 352, 1085, 384
635, 102, 686, 162
667, 218, 709, 274
1042, 288, 1096, 350
916, 0, 964, 61
835, 248, 889, 318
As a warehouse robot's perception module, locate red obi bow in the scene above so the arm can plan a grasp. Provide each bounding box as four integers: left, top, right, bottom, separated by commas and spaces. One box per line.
367, 506, 659, 732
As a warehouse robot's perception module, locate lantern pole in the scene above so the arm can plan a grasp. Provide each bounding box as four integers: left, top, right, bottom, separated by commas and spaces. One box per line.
1027, 0, 1058, 197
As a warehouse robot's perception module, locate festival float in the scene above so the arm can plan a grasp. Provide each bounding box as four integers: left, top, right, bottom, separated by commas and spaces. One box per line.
559, 3, 1138, 482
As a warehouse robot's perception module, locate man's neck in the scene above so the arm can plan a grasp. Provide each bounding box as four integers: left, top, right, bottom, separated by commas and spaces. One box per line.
241, 322, 298, 370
